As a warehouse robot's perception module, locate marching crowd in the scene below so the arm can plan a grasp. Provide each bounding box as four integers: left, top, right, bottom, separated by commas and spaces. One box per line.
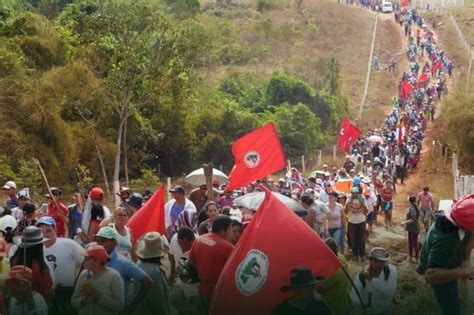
0, 7, 471, 315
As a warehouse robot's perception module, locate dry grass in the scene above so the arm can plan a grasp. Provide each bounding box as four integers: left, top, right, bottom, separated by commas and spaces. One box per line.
198, 0, 375, 109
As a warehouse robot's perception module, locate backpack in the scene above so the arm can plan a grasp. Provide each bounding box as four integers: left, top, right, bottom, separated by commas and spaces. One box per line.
358, 265, 390, 289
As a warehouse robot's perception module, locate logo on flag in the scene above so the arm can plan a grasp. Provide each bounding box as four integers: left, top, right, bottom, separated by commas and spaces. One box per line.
244, 151, 261, 169
340, 128, 344, 136
235, 249, 269, 296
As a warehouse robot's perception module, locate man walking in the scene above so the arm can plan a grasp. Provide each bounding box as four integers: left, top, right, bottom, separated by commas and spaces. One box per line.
417, 187, 434, 231
351, 247, 397, 314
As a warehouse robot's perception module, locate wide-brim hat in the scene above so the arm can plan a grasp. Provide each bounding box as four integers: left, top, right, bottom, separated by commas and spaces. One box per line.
135, 232, 169, 259
368, 247, 390, 262
15, 226, 49, 248
280, 267, 326, 292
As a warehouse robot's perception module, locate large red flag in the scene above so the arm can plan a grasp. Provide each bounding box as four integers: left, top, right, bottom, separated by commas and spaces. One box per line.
210, 186, 341, 315
402, 80, 414, 100
126, 184, 166, 244
401, 0, 409, 7
417, 73, 430, 88
337, 117, 361, 153
225, 122, 286, 191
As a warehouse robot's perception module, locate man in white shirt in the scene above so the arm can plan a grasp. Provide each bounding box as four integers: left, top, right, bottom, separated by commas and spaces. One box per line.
168, 227, 199, 314
11, 190, 29, 221
36, 216, 84, 315
165, 186, 197, 239
351, 247, 397, 314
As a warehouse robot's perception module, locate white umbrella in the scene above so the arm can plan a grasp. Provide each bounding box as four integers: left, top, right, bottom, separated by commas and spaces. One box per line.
233, 192, 308, 217
367, 135, 383, 144
185, 168, 228, 186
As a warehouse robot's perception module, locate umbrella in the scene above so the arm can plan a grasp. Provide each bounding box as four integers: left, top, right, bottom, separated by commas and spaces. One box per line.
185, 168, 228, 186
310, 170, 327, 178
233, 192, 308, 217
367, 135, 383, 144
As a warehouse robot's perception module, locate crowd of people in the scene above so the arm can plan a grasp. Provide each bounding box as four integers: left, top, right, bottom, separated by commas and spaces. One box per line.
0, 7, 470, 315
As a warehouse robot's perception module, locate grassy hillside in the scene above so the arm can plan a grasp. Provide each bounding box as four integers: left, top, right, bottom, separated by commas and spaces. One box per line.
197, 0, 376, 112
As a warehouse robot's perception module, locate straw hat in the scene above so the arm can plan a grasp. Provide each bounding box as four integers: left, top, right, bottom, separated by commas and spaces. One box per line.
135, 232, 169, 259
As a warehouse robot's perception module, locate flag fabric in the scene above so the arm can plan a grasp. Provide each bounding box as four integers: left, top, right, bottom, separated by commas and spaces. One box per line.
126, 184, 166, 244
417, 73, 430, 88
337, 117, 361, 153
401, 0, 409, 7
225, 122, 286, 192
402, 80, 414, 100
210, 185, 341, 315
432, 61, 442, 74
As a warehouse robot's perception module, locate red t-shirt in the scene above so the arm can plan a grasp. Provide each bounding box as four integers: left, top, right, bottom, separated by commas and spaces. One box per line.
189, 233, 234, 296
48, 201, 68, 237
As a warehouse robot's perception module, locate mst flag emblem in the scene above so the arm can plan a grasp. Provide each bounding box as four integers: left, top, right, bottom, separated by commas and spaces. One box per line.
244, 151, 261, 169
235, 249, 269, 296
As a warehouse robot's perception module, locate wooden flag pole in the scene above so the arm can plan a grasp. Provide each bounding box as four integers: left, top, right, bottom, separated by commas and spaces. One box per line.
36, 160, 69, 225
341, 265, 367, 312
203, 163, 214, 201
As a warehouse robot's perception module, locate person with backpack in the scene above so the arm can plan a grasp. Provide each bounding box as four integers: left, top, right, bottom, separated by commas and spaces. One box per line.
350, 247, 397, 315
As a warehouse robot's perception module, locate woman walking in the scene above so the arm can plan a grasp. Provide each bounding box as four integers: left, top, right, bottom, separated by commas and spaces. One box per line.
327, 192, 345, 254
401, 196, 420, 263
344, 188, 368, 262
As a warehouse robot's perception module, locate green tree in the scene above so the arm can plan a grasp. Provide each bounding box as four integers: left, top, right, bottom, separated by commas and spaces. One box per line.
268, 103, 323, 158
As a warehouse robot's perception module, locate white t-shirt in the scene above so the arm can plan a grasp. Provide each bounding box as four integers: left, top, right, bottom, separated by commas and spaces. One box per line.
44, 237, 84, 287
11, 207, 24, 221
9, 292, 48, 315
169, 233, 185, 261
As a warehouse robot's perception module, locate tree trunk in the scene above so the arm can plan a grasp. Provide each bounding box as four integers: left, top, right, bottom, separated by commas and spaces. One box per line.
95, 142, 111, 195
123, 117, 129, 186
113, 118, 126, 207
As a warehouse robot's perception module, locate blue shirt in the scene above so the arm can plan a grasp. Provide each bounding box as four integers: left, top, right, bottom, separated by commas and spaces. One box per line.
67, 204, 82, 239
6, 198, 18, 210
108, 249, 147, 304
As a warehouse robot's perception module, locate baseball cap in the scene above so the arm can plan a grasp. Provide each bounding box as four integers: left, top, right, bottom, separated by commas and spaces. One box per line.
323, 181, 331, 187
90, 187, 104, 201
3, 181, 16, 190
95, 227, 118, 240
36, 216, 56, 229
169, 186, 185, 194
17, 190, 29, 199
0, 265, 33, 281
127, 193, 143, 208
83, 245, 109, 264
368, 247, 390, 262
0, 215, 17, 233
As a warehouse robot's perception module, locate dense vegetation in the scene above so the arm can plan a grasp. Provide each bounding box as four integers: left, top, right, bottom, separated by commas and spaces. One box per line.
0, 0, 349, 189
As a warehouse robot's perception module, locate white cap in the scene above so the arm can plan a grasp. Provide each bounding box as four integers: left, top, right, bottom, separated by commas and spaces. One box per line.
17, 190, 29, 199
3, 181, 16, 190
0, 215, 17, 233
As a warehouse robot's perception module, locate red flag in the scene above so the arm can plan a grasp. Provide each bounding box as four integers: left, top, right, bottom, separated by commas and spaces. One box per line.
210, 185, 341, 315
337, 117, 361, 153
126, 184, 166, 244
401, 0, 409, 7
225, 122, 286, 191
402, 80, 414, 100
417, 73, 430, 88
432, 61, 442, 74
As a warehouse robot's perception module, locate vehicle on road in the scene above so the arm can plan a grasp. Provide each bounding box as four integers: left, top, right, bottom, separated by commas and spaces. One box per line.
381, 1, 394, 13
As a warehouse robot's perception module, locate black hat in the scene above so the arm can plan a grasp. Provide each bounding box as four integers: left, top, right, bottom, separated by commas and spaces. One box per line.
169, 186, 185, 194
45, 187, 61, 198
280, 267, 326, 292
23, 202, 37, 215
127, 193, 143, 209
143, 189, 153, 200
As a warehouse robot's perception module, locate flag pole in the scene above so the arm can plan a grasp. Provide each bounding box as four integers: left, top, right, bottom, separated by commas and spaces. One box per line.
340, 265, 367, 311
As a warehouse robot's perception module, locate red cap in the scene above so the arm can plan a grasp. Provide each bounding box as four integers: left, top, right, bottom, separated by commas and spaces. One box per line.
90, 187, 104, 201
83, 245, 109, 264
8, 266, 33, 281
450, 194, 474, 231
